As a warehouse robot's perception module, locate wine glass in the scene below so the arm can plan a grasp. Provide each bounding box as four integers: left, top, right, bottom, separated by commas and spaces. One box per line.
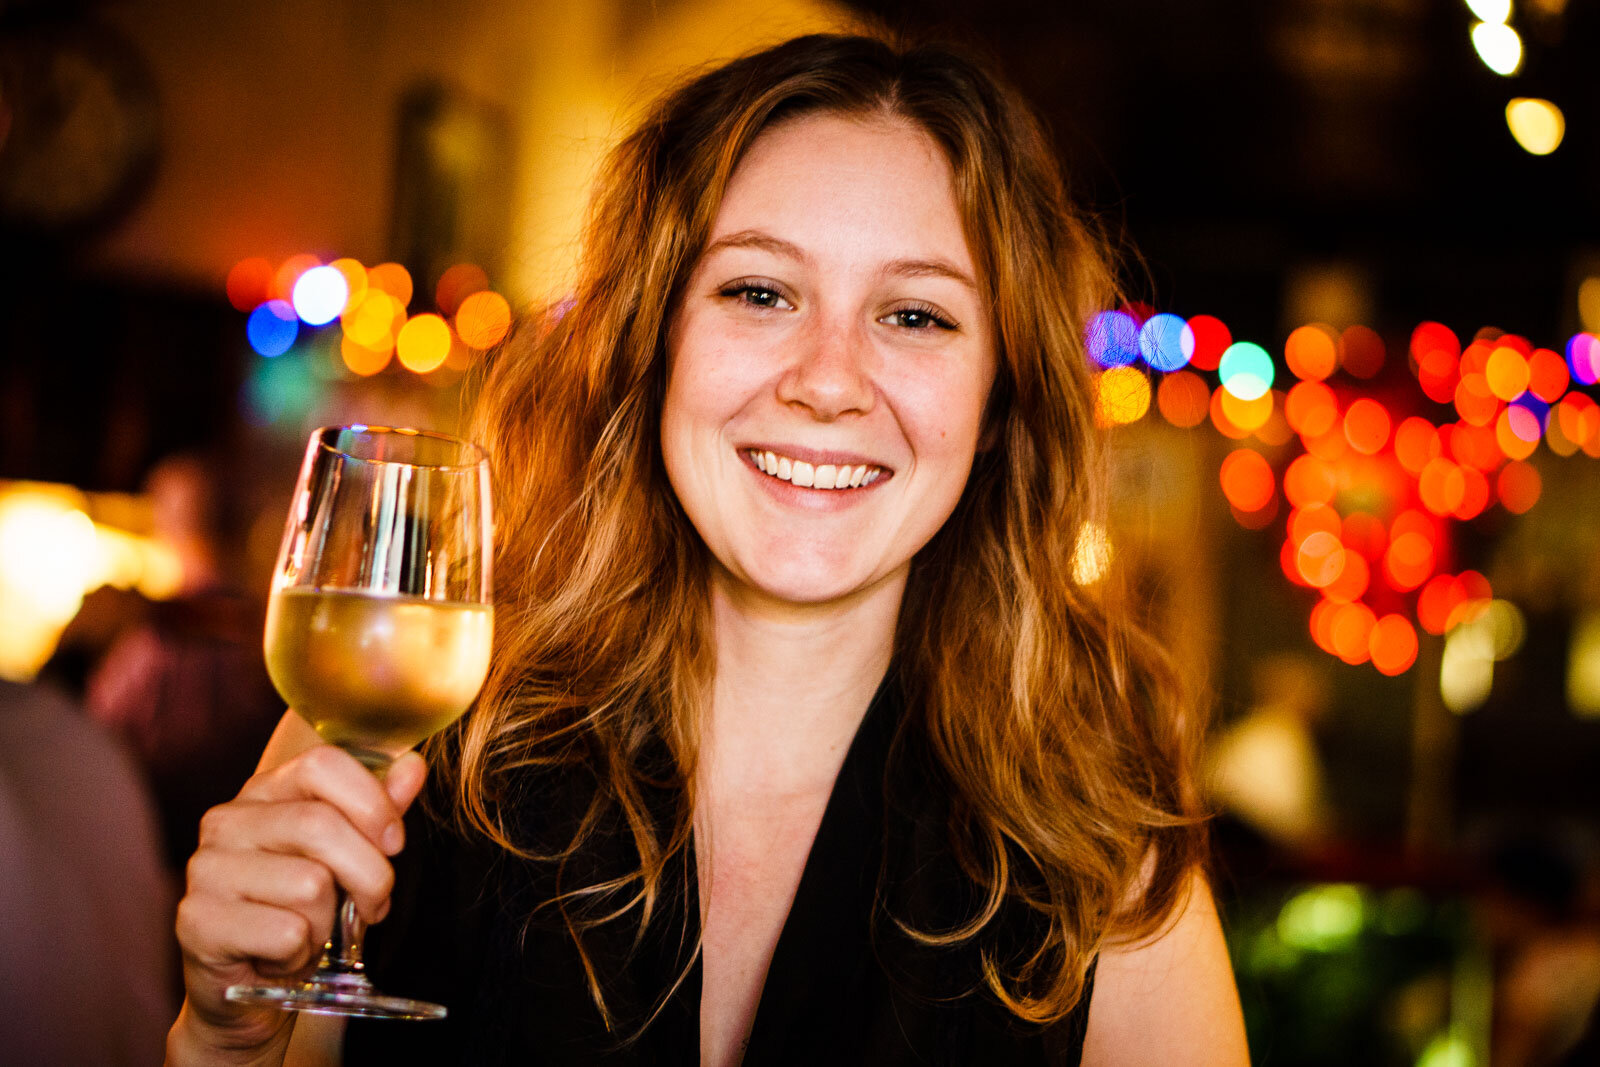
225, 425, 492, 1020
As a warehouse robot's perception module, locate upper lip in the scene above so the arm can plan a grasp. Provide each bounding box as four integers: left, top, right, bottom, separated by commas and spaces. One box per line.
739, 442, 893, 472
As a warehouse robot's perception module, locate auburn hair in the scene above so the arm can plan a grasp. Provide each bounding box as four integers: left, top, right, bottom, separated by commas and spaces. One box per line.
436, 30, 1206, 1027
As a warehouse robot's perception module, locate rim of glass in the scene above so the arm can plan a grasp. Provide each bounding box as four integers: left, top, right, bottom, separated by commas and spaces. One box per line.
313, 424, 489, 470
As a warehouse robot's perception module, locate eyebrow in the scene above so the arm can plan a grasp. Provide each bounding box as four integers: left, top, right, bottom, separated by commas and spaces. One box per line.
700, 229, 979, 293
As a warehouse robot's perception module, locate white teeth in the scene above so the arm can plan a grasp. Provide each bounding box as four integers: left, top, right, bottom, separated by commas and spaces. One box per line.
747, 450, 883, 489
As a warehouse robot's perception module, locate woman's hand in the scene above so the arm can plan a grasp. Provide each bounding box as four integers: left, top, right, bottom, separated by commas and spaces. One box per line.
165, 712, 427, 1066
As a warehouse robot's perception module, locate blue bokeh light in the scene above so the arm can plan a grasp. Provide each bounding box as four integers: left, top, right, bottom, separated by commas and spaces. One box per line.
247, 300, 299, 357
1138, 313, 1194, 372
1086, 310, 1141, 368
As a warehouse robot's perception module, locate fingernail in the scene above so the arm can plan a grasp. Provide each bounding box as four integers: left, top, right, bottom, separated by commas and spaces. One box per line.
382, 821, 404, 854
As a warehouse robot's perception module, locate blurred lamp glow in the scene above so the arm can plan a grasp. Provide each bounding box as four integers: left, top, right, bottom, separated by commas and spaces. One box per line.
1219, 342, 1274, 401
396, 313, 452, 373
1472, 22, 1523, 75
291, 265, 350, 326
455, 290, 512, 349
1093, 366, 1151, 426
1506, 98, 1564, 155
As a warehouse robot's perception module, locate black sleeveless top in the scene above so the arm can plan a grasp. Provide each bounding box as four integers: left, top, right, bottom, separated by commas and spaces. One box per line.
347, 678, 1095, 1065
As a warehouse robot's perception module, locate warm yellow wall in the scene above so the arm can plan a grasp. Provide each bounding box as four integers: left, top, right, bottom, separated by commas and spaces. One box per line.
90, 0, 850, 303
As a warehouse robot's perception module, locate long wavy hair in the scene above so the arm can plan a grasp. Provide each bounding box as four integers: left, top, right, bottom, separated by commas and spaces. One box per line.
437, 31, 1206, 1028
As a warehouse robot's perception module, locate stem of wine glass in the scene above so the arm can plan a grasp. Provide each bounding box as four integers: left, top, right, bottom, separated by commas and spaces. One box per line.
314, 746, 394, 984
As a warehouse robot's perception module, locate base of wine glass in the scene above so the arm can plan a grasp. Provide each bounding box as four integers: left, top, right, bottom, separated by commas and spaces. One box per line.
226, 972, 447, 1021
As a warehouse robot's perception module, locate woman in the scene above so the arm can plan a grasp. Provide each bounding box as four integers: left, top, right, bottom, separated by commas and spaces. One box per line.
170, 32, 1249, 1066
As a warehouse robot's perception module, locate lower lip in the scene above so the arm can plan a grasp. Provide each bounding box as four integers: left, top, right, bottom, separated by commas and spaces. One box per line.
740, 453, 889, 509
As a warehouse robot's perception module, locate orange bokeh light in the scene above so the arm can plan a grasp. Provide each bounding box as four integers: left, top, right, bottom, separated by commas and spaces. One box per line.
1460, 339, 1492, 378
367, 262, 415, 307
1297, 530, 1347, 588
340, 336, 392, 377
1343, 398, 1392, 455
1219, 388, 1273, 433
271, 253, 321, 303
329, 258, 369, 308
1494, 408, 1539, 461
1497, 460, 1541, 514
1156, 370, 1210, 427
1453, 467, 1490, 520
1209, 386, 1251, 440
1285, 380, 1338, 437
435, 263, 490, 317
1342, 511, 1388, 561
1416, 347, 1460, 404
1393, 417, 1440, 474
1558, 393, 1599, 447
226, 257, 274, 311
1484, 345, 1531, 401
1448, 421, 1503, 472
1383, 531, 1435, 591
1369, 615, 1418, 675
1283, 455, 1338, 508
1324, 550, 1370, 604
396, 313, 452, 373
1527, 348, 1569, 402
1285, 324, 1338, 381
455, 290, 513, 349
1418, 458, 1467, 516
341, 290, 404, 349
1454, 374, 1500, 427
1310, 598, 1340, 655
1289, 503, 1343, 546
1417, 574, 1465, 635
1331, 602, 1377, 664
1410, 321, 1460, 363
1220, 448, 1275, 512
1339, 325, 1386, 379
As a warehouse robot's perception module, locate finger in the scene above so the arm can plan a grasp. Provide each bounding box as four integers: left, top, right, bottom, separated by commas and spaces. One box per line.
177, 893, 320, 978
186, 848, 347, 938
386, 750, 427, 816
236, 744, 407, 855
196, 800, 395, 921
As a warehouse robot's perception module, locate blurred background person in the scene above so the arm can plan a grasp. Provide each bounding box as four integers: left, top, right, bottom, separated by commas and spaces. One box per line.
0, 679, 173, 1064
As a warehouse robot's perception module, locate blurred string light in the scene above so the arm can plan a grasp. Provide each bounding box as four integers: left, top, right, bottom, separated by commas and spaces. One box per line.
1086, 304, 1599, 684
0, 482, 182, 680
1471, 21, 1523, 75
1440, 600, 1525, 713
1276, 884, 1364, 953
226, 255, 517, 419
1465, 0, 1511, 22
1505, 98, 1564, 155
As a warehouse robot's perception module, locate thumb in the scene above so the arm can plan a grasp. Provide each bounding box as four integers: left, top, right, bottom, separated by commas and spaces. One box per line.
385, 750, 428, 813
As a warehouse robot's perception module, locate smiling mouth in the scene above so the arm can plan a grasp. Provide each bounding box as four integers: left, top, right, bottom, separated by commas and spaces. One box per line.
745, 449, 886, 490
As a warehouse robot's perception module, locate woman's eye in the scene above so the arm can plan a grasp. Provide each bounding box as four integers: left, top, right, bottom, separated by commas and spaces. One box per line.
719, 283, 792, 310
882, 305, 957, 331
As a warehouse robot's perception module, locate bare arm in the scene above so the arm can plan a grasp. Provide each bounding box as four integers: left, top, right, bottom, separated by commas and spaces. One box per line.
1081, 873, 1250, 1066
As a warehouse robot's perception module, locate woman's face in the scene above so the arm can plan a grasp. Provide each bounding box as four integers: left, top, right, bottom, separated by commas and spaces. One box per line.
661, 112, 996, 610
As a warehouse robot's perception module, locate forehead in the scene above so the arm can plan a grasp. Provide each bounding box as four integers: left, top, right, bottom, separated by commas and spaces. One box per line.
707, 112, 975, 273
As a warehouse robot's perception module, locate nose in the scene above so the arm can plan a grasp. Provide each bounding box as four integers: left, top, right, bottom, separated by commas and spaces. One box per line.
775, 317, 875, 421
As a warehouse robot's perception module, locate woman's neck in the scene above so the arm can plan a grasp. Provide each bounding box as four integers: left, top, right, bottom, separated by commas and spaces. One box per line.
700, 565, 905, 799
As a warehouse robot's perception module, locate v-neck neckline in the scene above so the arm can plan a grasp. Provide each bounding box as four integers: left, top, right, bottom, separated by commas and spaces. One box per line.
681, 673, 901, 1056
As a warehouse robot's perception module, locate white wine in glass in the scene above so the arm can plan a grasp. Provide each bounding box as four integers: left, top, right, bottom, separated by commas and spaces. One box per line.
226, 425, 492, 1020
